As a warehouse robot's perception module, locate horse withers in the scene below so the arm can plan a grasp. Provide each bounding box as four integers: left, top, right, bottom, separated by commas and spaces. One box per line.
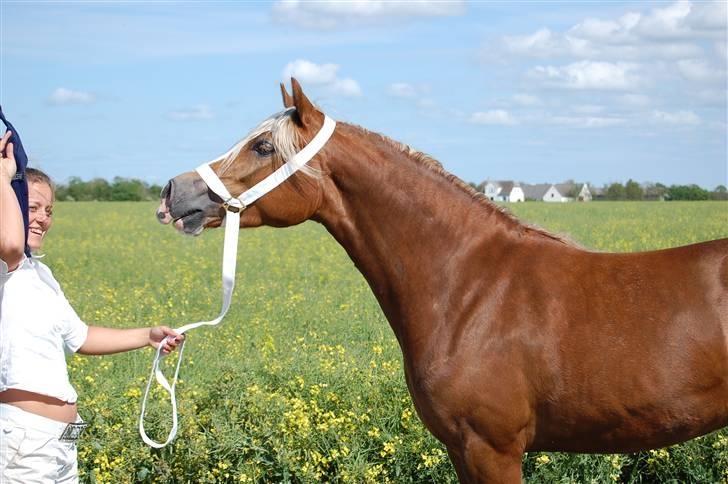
157, 78, 728, 483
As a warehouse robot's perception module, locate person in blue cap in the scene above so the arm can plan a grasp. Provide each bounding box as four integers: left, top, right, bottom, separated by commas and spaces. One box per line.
0, 131, 184, 482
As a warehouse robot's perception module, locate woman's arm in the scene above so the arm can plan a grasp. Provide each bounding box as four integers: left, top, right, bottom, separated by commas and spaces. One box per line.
78, 325, 183, 356
0, 132, 25, 271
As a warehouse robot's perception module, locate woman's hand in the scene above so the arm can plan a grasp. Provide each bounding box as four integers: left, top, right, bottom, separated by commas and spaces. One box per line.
149, 326, 185, 354
0, 131, 16, 181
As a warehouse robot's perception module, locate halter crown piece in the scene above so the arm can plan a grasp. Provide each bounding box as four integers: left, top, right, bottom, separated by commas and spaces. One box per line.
139, 113, 336, 448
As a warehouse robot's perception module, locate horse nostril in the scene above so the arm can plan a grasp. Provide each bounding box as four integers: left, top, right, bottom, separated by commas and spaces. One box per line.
160, 180, 172, 201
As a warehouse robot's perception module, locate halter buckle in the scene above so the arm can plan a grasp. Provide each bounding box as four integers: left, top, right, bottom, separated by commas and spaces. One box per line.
222, 198, 245, 213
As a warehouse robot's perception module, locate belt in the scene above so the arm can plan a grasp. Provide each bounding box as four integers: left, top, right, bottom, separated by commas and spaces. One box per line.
0, 403, 87, 442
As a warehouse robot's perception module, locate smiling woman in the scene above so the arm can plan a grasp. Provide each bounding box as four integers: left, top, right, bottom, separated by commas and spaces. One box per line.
0, 130, 184, 483
26, 169, 54, 252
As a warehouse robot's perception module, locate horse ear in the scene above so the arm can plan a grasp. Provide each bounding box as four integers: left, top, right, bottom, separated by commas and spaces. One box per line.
280, 82, 294, 108
290, 77, 317, 127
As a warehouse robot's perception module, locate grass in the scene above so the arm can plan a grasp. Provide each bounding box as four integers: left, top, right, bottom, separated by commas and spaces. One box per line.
42, 200, 728, 483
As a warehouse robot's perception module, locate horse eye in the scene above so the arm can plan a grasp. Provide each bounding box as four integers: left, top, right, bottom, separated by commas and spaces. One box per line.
253, 140, 275, 156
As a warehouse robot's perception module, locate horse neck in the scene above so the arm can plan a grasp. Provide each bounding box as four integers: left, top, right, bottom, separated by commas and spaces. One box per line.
313, 125, 520, 351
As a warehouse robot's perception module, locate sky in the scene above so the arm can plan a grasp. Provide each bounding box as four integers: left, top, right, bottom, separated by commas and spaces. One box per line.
1, 0, 726, 189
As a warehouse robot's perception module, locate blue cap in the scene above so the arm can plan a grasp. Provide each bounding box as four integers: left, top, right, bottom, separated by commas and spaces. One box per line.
0, 107, 31, 257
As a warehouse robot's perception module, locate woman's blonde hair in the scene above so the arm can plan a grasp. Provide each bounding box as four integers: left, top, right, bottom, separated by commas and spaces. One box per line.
26, 168, 55, 198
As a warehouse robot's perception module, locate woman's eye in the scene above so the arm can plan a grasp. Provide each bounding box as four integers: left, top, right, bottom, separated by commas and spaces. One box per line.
253, 140, 275, 156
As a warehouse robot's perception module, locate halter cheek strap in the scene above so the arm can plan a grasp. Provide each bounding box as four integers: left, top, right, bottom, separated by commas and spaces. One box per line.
139, 114, 336, 448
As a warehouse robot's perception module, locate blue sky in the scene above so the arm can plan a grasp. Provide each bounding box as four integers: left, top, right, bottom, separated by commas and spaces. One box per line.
1, 1, 726, 189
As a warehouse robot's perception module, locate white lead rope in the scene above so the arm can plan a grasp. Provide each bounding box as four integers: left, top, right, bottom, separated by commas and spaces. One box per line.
139, 114, 335, 448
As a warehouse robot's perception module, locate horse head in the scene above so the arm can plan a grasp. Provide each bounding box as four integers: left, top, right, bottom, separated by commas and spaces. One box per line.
157, 79, 329, 234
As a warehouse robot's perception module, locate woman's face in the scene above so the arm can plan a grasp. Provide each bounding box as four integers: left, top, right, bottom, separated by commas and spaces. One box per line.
28, 181, 54, 252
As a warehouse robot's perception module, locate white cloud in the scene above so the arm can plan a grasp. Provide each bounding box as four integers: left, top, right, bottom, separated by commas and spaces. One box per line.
168, 104, 214, 121
283, 59, 339, 84
500, 1, 725, 62
687, 0, 728, 31
470, 110, 517, 125
283, 59, 362, 97
48, 87, 95, 105
503, 28, 564, 57
387, 82, 432, 100
676, 58, 724, 83
272, 0, 466, 29
715, 40, 728, 62
652, 109, 701, 125
330, 78, 363, 97
388, 82, 417, 98
548, 115, 626, 128
571, 104, 605, 115
530, 61, 641, 90
512, 94, 542, 106
634, 0, 693, 40
619, 94, 651, 107
568, 16, 629, 42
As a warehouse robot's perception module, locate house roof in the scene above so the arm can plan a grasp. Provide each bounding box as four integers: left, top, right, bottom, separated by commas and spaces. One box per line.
479, 180, 520, 193
479, 180, 590, 199
521, 183, 551, 199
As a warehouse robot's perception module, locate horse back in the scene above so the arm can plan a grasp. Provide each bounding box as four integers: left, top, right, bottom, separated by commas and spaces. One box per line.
523, 237, 728, 451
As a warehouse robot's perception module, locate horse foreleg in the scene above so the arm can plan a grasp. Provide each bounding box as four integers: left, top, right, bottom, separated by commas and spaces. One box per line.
446, 431, 524, 484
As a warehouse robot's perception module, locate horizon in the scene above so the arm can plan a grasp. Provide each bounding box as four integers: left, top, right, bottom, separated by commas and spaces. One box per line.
54, 172, 725, 192
1, 1, 726, 188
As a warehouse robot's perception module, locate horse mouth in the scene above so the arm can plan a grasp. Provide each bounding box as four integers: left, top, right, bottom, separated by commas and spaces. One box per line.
173, 209, 205, 236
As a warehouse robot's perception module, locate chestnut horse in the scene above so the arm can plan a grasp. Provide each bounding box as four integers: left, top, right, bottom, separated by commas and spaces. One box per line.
157, 79, 728, 483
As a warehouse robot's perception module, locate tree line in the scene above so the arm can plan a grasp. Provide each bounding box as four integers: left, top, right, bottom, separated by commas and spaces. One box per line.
55, 177, 163, 201
53, 176, 727, 202
602, 180, 727, 201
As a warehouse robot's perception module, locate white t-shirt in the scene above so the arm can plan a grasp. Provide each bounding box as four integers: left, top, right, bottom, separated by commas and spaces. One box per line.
0, 256, 88, 403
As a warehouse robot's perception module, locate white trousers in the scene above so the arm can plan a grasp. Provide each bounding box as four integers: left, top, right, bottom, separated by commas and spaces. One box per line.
0, 403, 79, 483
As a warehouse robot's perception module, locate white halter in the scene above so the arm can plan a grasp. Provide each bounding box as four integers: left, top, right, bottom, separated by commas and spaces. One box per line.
139, 113, 336, 448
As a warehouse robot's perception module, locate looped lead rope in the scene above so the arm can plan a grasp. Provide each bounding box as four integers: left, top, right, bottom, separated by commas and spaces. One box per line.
139, 209, 240, 448
139, 114, 336, 448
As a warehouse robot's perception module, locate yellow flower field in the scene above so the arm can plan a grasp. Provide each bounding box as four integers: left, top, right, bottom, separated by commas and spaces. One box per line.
45, 201, 727, 483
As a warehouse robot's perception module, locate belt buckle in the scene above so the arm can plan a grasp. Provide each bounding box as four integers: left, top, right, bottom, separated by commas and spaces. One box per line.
59, 422, 88, 442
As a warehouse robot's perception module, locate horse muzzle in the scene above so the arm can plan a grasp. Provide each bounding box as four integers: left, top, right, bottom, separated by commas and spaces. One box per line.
157, 173, 223, 236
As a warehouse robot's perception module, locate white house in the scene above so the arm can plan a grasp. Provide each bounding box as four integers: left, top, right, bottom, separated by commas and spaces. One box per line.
573, 183, 593, 202
542, 185, 570, 203
553, 183, 592, 202
521, 182, 592, 202
482, 180, 525, 202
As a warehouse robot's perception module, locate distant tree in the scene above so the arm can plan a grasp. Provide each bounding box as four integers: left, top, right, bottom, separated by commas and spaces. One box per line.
66, 176, 94, 201
87, 178, 112, 201
54, 177, 163, 201
643, 182, 667, 201
667, 184, 710, 201
606, 182, 626, 200
625, 179, 644, 200
55, 183, 70, 201
111, 177, 149, 201
149, 184, 164, 198
712, 185, 728, 201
